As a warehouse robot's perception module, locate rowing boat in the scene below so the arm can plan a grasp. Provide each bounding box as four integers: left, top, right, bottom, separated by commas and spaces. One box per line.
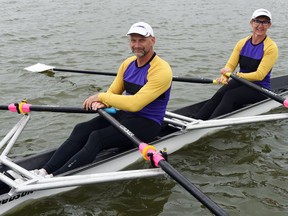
1, 74, 288, 215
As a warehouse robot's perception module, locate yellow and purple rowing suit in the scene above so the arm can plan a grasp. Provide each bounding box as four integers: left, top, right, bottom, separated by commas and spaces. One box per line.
194, 35, 278, 120
225, 35, 278, 89
98, 52, 173, 125
43, 52, 172, 175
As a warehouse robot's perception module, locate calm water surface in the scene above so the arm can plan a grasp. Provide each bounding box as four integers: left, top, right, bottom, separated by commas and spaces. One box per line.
1, 0, 288, 215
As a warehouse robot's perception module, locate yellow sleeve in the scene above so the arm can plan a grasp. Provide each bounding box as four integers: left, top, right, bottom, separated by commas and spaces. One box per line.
105, 60, 129, 95
98, 56, 173, 112
224, 37, 249, 72
237, 37, 278, 81
96, 57, 134, 107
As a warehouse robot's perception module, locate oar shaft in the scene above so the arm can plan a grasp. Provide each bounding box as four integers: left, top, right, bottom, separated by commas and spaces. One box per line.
29, 105, 96, 113
97, 109, 228, 216
53, 68, 215, 84
0, 104, 97, 114
97, 109, 142, 145
54, 68, 117, 76
158, 160, 228, 216
172, 76, 215, 84
230, 73, 288, 107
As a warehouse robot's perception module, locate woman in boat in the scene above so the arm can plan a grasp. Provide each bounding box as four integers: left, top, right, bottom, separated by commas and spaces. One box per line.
194, 9, 278, 120
34, 22, 173, 177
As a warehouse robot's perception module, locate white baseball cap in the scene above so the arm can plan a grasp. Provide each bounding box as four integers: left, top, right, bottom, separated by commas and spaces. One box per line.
251, 9, 272, 22
127, 22, 154, 37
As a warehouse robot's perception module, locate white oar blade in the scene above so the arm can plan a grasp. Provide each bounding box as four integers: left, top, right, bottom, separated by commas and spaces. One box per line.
24, 63, 55, 72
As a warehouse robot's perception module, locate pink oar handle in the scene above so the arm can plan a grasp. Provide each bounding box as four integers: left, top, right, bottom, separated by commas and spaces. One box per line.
8, 103, 31, 113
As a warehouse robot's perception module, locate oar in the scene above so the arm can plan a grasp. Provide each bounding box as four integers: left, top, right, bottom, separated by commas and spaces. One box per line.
227, 73, 288, 108
0, 102, 114, 114
0, 103, 95, 114
97, 108, 228, 216
24, 63, 217, 84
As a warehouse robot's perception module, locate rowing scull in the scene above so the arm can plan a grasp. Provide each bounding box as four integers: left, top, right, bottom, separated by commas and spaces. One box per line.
1, 75, 288, 215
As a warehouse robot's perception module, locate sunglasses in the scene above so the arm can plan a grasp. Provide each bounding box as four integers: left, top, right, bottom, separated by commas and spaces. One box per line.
252, 19, 271, 26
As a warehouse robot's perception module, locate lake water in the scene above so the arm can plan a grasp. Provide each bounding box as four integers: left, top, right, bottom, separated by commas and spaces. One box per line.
1, 0, 288, 215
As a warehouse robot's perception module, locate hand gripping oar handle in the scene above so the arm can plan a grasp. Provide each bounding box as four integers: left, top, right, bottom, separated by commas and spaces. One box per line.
97, 109, 228, 216
228, 73, 288, 108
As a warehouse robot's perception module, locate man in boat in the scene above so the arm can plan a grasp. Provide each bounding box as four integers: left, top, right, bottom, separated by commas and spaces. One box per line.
31, 22, 173, 177
194, 8, 278, 120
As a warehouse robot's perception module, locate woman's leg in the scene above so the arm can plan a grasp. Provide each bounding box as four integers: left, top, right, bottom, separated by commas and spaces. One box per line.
209, 85, 267, 119
194, 80, 241, 120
